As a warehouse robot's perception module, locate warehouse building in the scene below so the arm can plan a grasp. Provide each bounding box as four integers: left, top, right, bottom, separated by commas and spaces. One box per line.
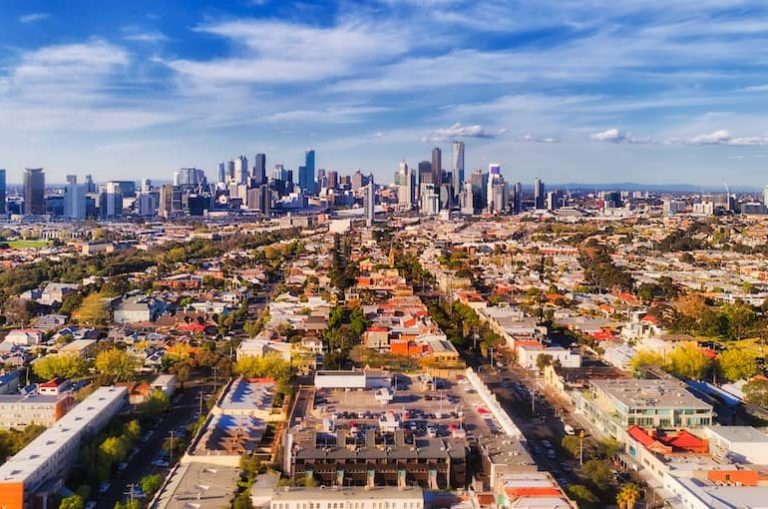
0, 386, 127, 509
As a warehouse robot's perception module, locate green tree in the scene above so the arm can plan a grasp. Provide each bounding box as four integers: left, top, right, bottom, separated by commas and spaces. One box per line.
667, 342, 711, 380
580, 459, 613, 491
139, 389, 170, 415
566, 484, 599, 508
718, 348, 758, 382
243, 320, 261, 338
561, 436, 583, 458
721, 302, 756, 340
536, 354, 553, 372
140, 474, 163, 496
234, 353, 290, 385
59, 494, 85, 509
32, 354, 89, 381
114, 501, 141, 509
95, 348, 138, 382
99, 435, 128, 465
743, 378, 768, 407
616, 482, 642, 509
74, 292, 110, 325
629, 349, 665, 373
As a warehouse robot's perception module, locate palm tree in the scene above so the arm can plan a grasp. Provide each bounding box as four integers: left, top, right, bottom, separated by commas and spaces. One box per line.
616, 482, 642, 509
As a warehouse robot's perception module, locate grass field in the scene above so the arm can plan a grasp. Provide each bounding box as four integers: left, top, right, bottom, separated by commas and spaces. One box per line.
7, 239, 51, 249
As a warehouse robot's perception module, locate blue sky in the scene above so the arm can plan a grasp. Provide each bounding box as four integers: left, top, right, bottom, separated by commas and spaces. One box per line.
2, 0, 768, 186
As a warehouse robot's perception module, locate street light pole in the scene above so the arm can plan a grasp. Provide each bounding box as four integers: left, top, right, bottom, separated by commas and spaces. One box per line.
168, 430, 175, 465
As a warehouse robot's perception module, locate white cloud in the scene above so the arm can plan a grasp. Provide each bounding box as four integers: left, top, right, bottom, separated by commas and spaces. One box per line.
165, 19, 409, 84
682, 130, 768, 146
264, 106, 387, 123
0, 39, 176, 132
590, 128, 630, 143
19, 13, 48, 24
123, 30, 169, 43
422, 122, 503, 142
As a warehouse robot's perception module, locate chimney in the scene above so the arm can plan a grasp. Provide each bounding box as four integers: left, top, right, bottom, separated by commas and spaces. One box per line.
337, 429, 346, 448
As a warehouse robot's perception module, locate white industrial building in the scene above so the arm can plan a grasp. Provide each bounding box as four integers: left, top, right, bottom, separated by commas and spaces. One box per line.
314, 369, 391, 390
0, 386, 128, 509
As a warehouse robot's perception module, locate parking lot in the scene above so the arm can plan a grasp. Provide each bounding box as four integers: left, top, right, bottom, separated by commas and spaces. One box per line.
310, 374, 512, 442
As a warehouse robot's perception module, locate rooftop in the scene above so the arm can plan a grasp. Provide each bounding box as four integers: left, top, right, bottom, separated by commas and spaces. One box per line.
592, 378, 712, 410
0, 386, 126, 484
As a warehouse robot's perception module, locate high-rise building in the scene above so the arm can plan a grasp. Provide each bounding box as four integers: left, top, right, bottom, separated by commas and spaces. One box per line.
534, 178, 545, 209
141, 179, 152, 194
137, 193, 157, 217
328, 170, 339, 190
546, 191, 558, 211
253, 153, 267, 185
234, 155, 249, 185
174, 168, 205, 188
489, 179, 508, 214
99, 182, 123, 218
23, 168, 45, 215
420, 183, 439, 215
0, 169, 5, 214
299, 149, 316, 195
84, 174, 96, 193
364, 175, 375, 227
460, 182, 474, 215
417, 161, 433, 188
159, 185, 175, 218
486, 164, 502, 214
763, 185, 768, 208
218, 162, 226, 183
470, 169, 486, 213
451, 141, 464, 200
351, 171, 367, 192
396, 161, 415, 210
63, 175, 86, 220
513, 182, 522, 214
431, 147, 442, 187
226, 160, 236, 182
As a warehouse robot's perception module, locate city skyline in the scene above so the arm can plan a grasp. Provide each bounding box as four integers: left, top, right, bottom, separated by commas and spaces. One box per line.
1, 1, 768, 184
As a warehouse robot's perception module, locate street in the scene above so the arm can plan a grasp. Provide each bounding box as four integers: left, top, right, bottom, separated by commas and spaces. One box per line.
96, 383, 212, 509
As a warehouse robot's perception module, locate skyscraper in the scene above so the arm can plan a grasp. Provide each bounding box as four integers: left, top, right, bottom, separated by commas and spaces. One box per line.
299, 149, 316, 195
234, 155, 249, 184
63, 176, 86, 220
534, 178, 545, 209
431, 147, 442, 187
451, 141, 464, 200
253, 153, 267, 184
218, 162, 226, 183
328, 170, 339, 190
396, 161, 415, 210
226, 160, 236, 182
470, 169, 486, 213
486, 164, 503, 214
364, 174, 375, 227
513, 182, 522, 214
24, 168, 45, 215
0, 169, 5, 214
417, 161, 433, 186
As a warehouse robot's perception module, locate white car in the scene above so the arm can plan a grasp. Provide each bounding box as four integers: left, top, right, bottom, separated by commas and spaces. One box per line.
564, 424, 575, 435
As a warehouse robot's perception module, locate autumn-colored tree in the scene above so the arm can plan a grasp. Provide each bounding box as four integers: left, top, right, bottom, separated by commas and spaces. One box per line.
74, 292, 110, 325
718, 348, 758, 382
667, 342, 711, 380
616, 482, 642, 509
32, 354, 89, 380
94, 348, 138, 382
